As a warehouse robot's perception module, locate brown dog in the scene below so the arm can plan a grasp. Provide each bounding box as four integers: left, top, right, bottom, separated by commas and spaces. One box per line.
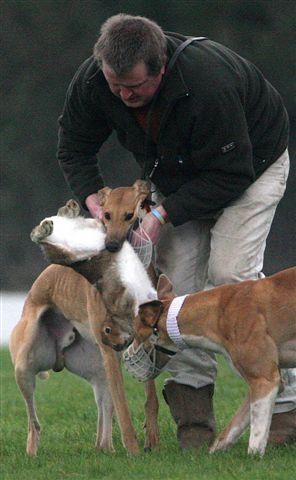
12, 182, 160, 456
9, 268, 114, 456
103, 269, 296, 456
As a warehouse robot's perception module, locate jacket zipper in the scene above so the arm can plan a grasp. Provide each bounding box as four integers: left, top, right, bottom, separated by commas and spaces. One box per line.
149, 158, 160, 179
143, 88, 190, 180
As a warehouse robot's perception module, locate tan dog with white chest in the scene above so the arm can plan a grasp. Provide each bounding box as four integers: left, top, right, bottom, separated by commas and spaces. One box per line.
103, 270, 296, 456
10, 181, 159, 457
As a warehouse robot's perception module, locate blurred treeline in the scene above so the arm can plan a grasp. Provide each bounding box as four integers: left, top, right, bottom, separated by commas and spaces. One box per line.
2, 0, 296, 291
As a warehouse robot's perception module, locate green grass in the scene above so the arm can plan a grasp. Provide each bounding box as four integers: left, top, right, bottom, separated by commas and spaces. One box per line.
1, 348, 295, 480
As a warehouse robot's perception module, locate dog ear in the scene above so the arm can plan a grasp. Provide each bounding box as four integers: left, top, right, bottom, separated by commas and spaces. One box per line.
157, 274, 174, 300
117, 289, 135, 313
103, 285, 135, 316
97, 187, 112, 206
133, 180, 153, 216
133, 179, 150, 196
138, 300, 163, 327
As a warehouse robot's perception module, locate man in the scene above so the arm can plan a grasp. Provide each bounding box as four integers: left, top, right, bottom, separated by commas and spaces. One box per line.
57, 14, 296, 449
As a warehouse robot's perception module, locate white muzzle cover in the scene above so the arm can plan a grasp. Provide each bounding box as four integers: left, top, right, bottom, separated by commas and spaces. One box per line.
128, 224, 153, 270
123, 337, 161, 382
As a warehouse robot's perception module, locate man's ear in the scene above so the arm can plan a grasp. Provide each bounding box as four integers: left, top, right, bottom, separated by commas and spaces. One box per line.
157, 274, 174, 300
138, 300, 163, 327
97, 187, 112, 206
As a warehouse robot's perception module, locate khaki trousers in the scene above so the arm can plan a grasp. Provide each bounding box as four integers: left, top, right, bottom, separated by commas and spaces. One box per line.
154, 149, 296, 413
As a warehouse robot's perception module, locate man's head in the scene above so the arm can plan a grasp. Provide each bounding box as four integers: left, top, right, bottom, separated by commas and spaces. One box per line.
94, 14, 167, 107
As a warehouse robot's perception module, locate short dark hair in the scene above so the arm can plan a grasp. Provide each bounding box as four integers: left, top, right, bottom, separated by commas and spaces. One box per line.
93, 13, 167, 76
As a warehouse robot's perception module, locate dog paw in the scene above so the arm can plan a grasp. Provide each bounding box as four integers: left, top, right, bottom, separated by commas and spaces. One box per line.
247, 445, 265, 457
96, 442, 116, 454
57, 199, 80, 218
209, 438, 228, 454
30, 220, 53, 243
143, 424, 160, 451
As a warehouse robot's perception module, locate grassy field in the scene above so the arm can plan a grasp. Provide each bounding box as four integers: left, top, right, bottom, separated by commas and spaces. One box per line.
1, 347, 295, 480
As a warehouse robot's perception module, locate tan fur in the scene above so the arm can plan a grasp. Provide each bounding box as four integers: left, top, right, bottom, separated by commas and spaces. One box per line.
10, 266, 128, 455
122, 268, 296, 456
98, 179, 151, 251
11, 183, 160, 457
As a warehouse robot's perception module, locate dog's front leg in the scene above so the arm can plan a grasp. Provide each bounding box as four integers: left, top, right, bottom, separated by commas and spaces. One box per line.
91, 381, 115, 452
99, 344, 140, 455
143, 379, 160, 451
210, 394, 250, 453
30, 219, 53, 243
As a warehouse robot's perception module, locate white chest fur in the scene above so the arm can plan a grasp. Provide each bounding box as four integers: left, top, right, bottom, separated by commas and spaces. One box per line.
43, 215, 157, 310
117, 242, 157, 311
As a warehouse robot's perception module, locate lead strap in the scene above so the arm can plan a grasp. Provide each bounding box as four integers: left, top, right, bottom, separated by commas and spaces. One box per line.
166, 295, 189, 350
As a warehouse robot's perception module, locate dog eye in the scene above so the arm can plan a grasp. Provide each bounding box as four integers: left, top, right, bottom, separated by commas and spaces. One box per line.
104, 212, 111, 221
104, 326, 112, 334
125, 213, 134, 221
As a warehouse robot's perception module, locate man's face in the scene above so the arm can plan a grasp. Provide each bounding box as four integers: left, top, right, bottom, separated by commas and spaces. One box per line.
102, 61, 165, 108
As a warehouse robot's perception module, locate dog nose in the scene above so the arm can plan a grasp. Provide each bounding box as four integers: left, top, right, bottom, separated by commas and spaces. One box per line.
105, 240, 121, 252
112, 336, 134, 352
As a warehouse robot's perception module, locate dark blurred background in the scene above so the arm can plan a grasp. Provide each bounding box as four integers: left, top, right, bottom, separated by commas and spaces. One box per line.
2, 0, 295, 291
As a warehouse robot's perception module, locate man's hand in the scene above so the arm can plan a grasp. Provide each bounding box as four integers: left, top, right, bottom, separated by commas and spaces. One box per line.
85, 193, 104, 220
133, 206, 168, 245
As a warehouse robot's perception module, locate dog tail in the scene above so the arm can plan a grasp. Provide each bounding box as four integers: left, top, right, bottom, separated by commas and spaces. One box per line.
37, 371, 50, 380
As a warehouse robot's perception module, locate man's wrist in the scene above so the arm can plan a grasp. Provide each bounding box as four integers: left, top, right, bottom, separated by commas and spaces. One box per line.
151, 206, 169, 225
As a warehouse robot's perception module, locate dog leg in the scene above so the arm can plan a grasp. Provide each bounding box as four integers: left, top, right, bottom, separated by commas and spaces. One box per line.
91, 383, 115, 452
210, 395, 250, 453
15, 367, 41, 456
100, 344, 140, 455
57, 199, 80, 218
245, 336, 281, 456
143, 380, 160, 451
248, 380, 279, 456
30, 220, 53, 243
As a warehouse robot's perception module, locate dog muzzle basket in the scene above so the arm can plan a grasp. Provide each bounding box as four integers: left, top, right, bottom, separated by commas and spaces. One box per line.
128, 224, 153, 270
123, 339, 162, 382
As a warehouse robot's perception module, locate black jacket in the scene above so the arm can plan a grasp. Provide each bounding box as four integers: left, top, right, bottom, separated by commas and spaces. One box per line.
57, 33, 289, 226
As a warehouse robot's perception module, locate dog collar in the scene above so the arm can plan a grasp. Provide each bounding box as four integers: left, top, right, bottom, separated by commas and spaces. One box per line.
166, 295, 189, 350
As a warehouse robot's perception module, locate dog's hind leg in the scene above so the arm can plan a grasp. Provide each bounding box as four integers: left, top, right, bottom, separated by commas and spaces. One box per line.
10, 301, 51, 456
210, 395, 250, 453
248, 378, 279, 456
63, 334, 116, 453
143, 380, 160, 451
15, 367, 41, 456
246, 337, 281, 456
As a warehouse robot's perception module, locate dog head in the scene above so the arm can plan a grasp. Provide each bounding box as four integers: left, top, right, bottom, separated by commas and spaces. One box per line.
102, 274, 176, 352
134, 274, 175, 344
100, 287, 136, 351
97, 179, 151, 252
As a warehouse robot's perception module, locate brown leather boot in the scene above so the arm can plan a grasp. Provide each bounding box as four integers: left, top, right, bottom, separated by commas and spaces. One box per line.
163, 382, 216, 449
268, 408, 296, 446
